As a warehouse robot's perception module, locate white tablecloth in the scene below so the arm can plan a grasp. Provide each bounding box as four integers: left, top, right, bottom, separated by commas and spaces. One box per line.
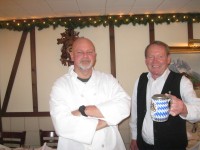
0, 143, 56, 150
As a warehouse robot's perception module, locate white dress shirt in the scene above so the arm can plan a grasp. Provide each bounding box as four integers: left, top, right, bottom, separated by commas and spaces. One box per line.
130, 68, 200, 145
50, 65, 131, 150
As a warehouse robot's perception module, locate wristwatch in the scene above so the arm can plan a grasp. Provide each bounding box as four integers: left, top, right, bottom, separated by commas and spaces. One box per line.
79, 105, 88, 117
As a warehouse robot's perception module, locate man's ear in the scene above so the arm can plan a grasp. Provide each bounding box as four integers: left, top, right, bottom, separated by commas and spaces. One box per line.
167, 56, 171, 65
70, 52, 74, 61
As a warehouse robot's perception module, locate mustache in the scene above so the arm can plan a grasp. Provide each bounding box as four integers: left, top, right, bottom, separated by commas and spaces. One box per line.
80, 59, 90, 62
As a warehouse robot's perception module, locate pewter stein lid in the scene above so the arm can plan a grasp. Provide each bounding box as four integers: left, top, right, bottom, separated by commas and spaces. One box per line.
152, 94, 168, 100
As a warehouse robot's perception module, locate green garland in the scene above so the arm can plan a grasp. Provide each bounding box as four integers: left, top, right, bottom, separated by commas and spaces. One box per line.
0, 13, 200, 31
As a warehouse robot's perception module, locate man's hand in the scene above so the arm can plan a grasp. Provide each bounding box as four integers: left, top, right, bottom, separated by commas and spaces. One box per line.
71, 105, 108, 131
96, 119, 108, 130
130, 139, 138, 150
85, 105, 104, 118
166, 94, 188, 117
71, 110, 81, 116
72, 105, 104, 118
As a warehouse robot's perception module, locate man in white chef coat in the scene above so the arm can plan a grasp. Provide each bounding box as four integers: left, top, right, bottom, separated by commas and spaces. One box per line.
50, 37, 130, 150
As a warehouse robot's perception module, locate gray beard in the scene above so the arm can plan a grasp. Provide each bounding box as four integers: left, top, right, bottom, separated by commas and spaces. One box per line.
79, 62, 93, 71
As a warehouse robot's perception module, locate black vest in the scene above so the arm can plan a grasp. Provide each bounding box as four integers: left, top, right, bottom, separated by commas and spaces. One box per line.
137, 71, 187, 150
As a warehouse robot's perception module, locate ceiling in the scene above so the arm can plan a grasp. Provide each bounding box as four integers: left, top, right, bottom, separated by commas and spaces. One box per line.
0, 0, 200, 21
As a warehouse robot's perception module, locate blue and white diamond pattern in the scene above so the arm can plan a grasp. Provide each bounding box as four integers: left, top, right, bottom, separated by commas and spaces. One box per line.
151, 99, 170, 122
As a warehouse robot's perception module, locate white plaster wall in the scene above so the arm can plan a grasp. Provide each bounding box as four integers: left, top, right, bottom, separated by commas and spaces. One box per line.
0, 22, 200, 148
0, 30, 33, 112
194, 23, 200, 38
115, 24, 149, 96
155, 22, 188, 46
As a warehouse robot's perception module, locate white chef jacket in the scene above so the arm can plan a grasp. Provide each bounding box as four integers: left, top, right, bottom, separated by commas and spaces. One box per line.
50, 65, 131, 150
130, 68, 200, 145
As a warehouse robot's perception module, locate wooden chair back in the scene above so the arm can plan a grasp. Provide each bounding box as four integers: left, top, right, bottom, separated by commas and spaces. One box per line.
1, 131, 26, 148
39, 130, 58, 148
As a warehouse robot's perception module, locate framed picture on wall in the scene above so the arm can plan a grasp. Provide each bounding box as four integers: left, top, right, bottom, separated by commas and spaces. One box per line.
169, 46, 200, 89
169, 46, 200, 54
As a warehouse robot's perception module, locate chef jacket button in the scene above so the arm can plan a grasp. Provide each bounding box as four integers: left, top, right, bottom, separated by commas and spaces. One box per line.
81, 94, 84, 97
101, 144, 104, 148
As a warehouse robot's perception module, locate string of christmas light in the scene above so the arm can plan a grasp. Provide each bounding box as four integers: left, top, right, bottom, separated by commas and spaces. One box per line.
0, 13, 200, 31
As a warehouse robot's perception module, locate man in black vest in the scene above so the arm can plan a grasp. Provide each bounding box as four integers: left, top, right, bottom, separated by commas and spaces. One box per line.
130, 41, 200, 150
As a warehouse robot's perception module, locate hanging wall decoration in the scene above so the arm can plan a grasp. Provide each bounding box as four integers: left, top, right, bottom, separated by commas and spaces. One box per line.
57, 28, 79, 66
0, 13, 200, 31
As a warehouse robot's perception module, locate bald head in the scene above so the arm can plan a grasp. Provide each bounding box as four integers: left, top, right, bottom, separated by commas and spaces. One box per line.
72, 37, 95, 53
70, 37, 96, 77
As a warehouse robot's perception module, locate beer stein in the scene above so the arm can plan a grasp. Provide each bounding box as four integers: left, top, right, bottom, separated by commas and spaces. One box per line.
150, 94, 171, 122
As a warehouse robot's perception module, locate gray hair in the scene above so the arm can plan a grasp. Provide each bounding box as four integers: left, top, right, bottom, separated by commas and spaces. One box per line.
145, 41, 170, 58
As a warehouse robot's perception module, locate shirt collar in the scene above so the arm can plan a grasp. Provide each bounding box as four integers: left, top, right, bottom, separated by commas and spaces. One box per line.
147, 68, 170, 81
68, 65, 78, 78
68, 65, 95, 79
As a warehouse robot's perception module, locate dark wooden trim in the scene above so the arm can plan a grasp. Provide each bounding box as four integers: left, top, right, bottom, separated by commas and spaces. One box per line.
0, 91, 2, 142
149, 23, 155, 43
2, 112, 50, 117
109, 24, 116, 77
2, 31, 28, 113
30, 28, 38, 112
187, 22, 193, 40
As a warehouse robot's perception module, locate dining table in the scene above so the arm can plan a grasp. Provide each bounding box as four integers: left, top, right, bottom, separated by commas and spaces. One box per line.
0, 143, 56, 150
